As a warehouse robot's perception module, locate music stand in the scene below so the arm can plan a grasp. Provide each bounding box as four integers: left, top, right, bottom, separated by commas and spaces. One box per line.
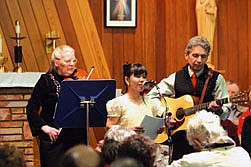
54, 79, 116, 145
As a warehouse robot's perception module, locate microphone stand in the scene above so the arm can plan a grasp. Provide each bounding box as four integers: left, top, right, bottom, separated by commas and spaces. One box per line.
155, 83, 173, 164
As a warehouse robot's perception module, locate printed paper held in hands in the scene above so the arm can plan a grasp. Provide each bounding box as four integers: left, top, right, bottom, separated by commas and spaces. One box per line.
140, 115, 165, 140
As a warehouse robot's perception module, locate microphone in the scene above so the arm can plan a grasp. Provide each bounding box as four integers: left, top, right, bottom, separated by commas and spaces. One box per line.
143, 80, 156, 89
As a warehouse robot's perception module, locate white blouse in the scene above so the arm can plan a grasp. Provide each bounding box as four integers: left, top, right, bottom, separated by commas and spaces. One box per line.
106, 95, 164, 127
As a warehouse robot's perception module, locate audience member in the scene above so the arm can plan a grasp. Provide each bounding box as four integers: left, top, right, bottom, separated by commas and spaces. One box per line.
225, 80, 242, 122
117, 134, 157, 167
98, 125, 136, 166
61, 144, 100, 167
111, 157, 143, 167
241, 115, 251, 158
169, 110, 251, 167
0, 144, 26, 167
221, 80, 241, 145
237, 85, 251, 142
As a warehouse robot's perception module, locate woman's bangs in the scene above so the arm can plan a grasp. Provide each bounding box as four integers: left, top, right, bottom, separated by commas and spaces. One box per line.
132, 65, 147, 76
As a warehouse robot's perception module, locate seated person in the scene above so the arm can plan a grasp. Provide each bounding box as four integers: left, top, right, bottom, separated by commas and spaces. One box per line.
238, 85, 251, 142
221, 80, 241, 145
0, 144, 26, 167
61, 144, 100, 167
241, 115, 251, 158
97, 125, 136, 166
117, 134, 157, 167
111, 157, 144, 167
169, 110, 251, 167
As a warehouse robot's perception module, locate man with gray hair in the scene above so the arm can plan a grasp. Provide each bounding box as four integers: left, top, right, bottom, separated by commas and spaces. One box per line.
147, 36, 230, 162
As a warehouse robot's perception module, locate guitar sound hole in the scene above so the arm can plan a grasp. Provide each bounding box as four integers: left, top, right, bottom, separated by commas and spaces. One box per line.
176, 108, 185, 120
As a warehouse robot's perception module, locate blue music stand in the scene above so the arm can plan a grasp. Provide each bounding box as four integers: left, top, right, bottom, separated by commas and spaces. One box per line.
54, 79, 116, 145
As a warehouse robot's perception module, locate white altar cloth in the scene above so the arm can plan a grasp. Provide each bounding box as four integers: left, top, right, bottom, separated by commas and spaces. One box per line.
0, 72, 44, 87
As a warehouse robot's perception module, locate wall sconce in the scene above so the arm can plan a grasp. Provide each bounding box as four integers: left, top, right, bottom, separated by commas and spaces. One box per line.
0, 34, 8, 72
45, 31, 60, 54
0, 54, 8, 72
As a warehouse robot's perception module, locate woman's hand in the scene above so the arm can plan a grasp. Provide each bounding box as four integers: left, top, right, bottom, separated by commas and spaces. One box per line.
131, 126, 145, 134
156, 126, 165, 134
95, 140, 104, 153
41, 125, 60, 142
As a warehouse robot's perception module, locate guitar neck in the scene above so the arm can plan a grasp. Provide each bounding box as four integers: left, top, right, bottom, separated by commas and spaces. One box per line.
184, 97, 229, 116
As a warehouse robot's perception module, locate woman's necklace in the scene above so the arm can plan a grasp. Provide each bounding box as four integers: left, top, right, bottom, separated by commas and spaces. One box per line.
50, 73, 61, 97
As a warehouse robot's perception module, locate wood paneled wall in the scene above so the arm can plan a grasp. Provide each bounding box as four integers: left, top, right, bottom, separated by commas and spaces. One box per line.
0, 0, 251, 148
1, 0, 250, 90
0, 0, 110, 79
89, 0, 251, 91
217, 0, 251, 90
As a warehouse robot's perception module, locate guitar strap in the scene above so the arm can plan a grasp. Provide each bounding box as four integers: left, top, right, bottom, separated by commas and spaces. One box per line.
199, 68, 213, 104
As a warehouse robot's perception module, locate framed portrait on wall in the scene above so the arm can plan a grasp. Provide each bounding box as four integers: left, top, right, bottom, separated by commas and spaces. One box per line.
105, 0, 137, 28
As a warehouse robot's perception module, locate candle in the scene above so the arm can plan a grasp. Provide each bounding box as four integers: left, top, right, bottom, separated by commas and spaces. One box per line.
51, 31, 56, 38
0, 34, 2, 53
15, 20, 20, 34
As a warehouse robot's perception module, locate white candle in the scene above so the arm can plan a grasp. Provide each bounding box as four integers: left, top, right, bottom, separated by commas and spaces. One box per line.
0, 34, 2, 53
15, 21, 20, 34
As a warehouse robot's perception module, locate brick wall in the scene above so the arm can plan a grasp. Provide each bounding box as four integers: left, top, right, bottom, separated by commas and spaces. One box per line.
0, 88, 39, 167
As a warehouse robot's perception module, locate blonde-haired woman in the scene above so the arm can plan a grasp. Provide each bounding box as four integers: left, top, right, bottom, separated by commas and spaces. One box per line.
26, 45, 88, 167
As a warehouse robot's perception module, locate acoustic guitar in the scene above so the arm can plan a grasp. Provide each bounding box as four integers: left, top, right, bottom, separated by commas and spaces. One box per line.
154, 92, 249, 143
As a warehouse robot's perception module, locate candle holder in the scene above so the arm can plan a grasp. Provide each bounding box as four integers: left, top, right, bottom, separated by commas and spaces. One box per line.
45, 31, 60, 54
10, 20, 26, 73
0, 53, 8, 72
13, 62, 22, 73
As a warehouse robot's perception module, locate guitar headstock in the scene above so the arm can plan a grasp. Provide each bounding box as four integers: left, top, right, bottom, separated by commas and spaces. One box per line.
230, 91, 249, 104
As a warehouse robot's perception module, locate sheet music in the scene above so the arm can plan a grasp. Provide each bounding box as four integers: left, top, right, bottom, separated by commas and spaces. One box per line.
140, 115, 165, 140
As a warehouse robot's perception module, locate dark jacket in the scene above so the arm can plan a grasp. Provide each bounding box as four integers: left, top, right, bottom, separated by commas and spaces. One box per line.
26, 69, 86, 142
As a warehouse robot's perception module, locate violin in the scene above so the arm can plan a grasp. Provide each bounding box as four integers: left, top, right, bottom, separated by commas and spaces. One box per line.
64, 69, 88, 80
64, 66, 94, 80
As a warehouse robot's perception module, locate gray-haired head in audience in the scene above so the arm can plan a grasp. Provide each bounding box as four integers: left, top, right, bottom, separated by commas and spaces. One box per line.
101, 126, 136, 165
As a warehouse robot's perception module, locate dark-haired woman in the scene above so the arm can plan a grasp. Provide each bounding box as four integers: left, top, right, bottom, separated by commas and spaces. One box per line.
106, 63, 164, 131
